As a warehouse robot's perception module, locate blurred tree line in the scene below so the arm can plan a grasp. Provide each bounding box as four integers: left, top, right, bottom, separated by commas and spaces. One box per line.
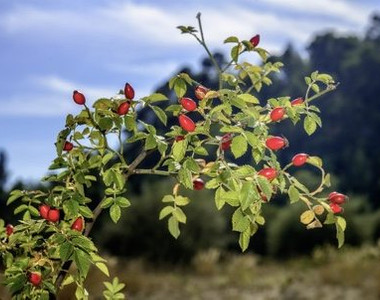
1, 13, 380, 261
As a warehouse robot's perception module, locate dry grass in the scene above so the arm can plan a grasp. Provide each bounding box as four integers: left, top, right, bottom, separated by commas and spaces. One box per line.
1, 243, 380, 299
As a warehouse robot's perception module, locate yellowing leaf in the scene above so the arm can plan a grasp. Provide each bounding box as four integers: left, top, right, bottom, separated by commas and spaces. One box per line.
300, 210, 315, 225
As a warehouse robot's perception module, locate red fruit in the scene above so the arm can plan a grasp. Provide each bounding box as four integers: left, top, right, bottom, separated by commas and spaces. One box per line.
221, 133, 232, 151
6, 224, 13, 236
175, 135, 185, 142
328, 192, 347, 205
71, 217, 84, 232
194, 85, 209, 100
117, 101, 130, 115
330, 202, 343, 214
39, 204, 50, 220
266, 136, 288, 151
193, 178, 205, 190
63, 141, 73, 152
124, 83, 135, 100
258, 168, 277, 181
73, 90, 86, 105
292, 153, 309, 167
291, 97, 304, 106
178, 114, 196, 132
180, 97, 197, 111
48, 209, 60, 223
29, 272, 42, 286
270, 107, 285, 122
249, 34, 260, 47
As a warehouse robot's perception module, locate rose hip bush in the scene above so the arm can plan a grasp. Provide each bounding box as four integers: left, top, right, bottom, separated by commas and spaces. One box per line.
0, 14, 347, 299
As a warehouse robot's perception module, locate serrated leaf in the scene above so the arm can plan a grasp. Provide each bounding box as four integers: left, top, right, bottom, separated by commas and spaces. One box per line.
95, 262, 110, 277
257, 176, 272, 200
168, 216, 180, 239
239, 228, 251, 252
224, 36, 239, 43
59, 242, 74, 261
173, 78, 187, 98
288, 185, 300, 203
110, 204, 121, 223
231, 44, 241, 62
150, 105, 167, 125
300, 210, 315, 225
172, 139, 187, 162
173, 207, 187, 224
178, 167, 193, 189
7, 190, 24, 205
336, 216, 346, 231
304, 115, 317, 135
231, 135, 248, 159
102, 153, 114, 165
232, 209, 250, 232
307, 156, 323, 168
74, 249, 91, 278
238, 94, 259, 104
175, 196, 190, 206
162, 195, 175, 203
159, 206, 174, 220
214, 187, 226, 210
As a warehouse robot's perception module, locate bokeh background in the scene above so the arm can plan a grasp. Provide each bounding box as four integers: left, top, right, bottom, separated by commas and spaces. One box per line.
1, 1, 380, 299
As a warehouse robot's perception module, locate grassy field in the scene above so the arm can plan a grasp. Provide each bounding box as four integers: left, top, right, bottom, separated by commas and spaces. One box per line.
1, 243, 380, 299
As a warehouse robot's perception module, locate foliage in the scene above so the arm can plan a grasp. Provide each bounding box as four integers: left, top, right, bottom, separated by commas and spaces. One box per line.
0, 13, 344, 298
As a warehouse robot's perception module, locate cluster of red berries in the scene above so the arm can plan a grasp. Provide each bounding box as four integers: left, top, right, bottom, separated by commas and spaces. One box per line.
328, 192, 347, 214
178, 85, 208, 133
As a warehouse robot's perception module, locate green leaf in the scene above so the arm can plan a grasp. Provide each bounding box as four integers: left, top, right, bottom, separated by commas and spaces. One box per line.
214, 187, 226, 210
304, 115, 317, 135
115, 197, 130, 208
257, 176, 272, 200
95, 262, 110, 277
172, 139, 188, 162
336, 221, 345, 248
99, 117, 113, 131
231, 135, 248, 159
307, 156, 323, 168
110, 204, 121, 223
143, 93, 168, 103
231, 44, 241, 62
168, 216, 180, 239
162, 195, 175, 203
336, 216, 347, 231
173, 207, 187, 224
102, 153, 114, 165
288, 185, 300, 203
74, 249, 91, 278
60, 242, 74, 261
175, 196, 190, 206
7, 190, 24, 205
79, 205, 94, 218
178, 167, 193, 189
232, 208, 250, 232
224, 36, 239, 43
239, 228, 251, 252
145, 134, 157, 150
150, 105, 167, 125
238, 94, 259, 104
173, 78, 187, 98
159, 206, 174, 220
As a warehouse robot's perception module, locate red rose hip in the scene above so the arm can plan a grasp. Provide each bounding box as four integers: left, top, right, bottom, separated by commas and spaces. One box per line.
194, 85, 209, 100
292, 153, 309, 167
270, 107, 285, 122
29, 272, 42, 286
266, 136, 288, 151
291, 97, 304, 106
258, 167, 277, 181
175, 135, 185, 142
328, 192, 347, 205
249, 34, 260, 47
178, 114, 196, 132
124, 83, 135, 100
180, 97, 197, 111
39, 204, 50, 220
63, 141, 73, 152
221, 133, 232, 151
117, 101, 130, 115
73, 90, 86, 105
71, 217, 84, 232
193, 178, 205, 190
6, 224, 13, 236
48, 209, 60, 223
329, 202, 343, 214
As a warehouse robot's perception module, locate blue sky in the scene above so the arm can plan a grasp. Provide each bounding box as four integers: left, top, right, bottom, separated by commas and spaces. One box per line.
0, 0, 379, 187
